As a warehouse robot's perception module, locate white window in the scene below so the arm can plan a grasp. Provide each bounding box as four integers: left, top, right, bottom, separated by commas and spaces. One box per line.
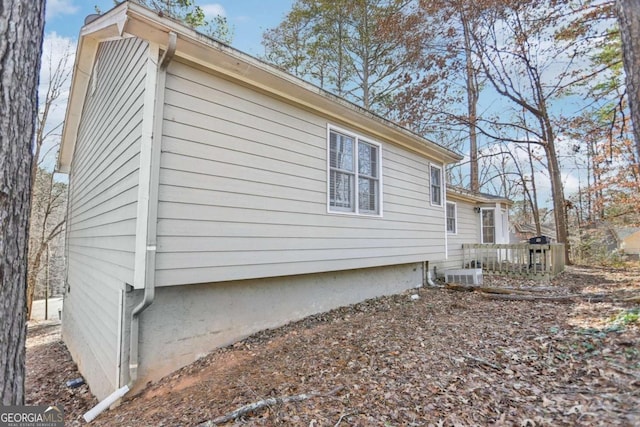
481, 209, 495, 243
328, 127, 381, 215
446, 202, 457, 234
430, 165, 442, 206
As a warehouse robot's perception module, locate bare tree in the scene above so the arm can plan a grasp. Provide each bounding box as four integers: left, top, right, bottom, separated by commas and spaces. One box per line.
27, 169, 66, 318
26, 37, 72, 319
469, 1, 615, 263
0, 0, 46, 405
417, 0, 491, 191
32, 36, 72, 190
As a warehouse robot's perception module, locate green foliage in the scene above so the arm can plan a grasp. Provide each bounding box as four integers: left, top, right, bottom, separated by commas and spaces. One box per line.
206, 14, 233, 45
133, 0, 233, 44
261, 0, 431, 115
610, 308, 639, 327
589, 26, 624, 100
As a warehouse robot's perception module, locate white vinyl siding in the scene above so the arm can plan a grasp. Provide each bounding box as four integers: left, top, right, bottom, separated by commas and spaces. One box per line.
328, 126, 381, 215
430, 165, 442, 206
501, 209, 509, 244
446, 202, 457, 234
440, 198, 480, 270
154, 59, 446, 286
63, 37, 148, 398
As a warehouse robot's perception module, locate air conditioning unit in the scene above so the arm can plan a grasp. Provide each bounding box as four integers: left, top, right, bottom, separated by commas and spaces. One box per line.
444, 268, 483, 285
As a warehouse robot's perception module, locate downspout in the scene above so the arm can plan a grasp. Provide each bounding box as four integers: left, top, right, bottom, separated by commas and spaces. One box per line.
423, 261, 437, 287
83, 31, 177, 423
128, 29, 177, 390
443, 181, 448, 261
427, 268, 437, 286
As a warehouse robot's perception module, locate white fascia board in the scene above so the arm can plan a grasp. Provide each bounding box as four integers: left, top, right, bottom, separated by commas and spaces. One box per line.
447, 188, 513, 206
56, 4, 129, 173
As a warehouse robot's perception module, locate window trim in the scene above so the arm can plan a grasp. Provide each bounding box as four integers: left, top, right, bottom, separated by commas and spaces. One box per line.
446, 201, 457, 234
327, 125, 383, 217
480, 208, 496, 244
430, 164, 443, 207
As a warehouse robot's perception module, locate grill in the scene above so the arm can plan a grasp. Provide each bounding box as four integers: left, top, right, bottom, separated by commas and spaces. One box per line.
529, 235, 550, 244
529, 235, 550, 270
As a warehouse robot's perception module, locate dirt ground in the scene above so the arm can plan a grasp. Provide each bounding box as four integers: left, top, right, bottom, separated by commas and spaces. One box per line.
26, 265, 640, 426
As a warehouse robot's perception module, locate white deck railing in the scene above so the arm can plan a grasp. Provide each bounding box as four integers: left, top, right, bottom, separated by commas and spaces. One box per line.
461, 243, 565, 279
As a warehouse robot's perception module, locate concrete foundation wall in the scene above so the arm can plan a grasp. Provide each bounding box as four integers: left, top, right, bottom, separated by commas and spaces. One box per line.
128, 262, 423, 392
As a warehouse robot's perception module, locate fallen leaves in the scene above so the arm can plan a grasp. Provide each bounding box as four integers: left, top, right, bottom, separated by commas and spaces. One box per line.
25, 265, 640, 426
25, 321, 97, 426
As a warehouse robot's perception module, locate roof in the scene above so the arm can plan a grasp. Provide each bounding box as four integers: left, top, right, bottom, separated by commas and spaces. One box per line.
446, 185, 513, 205
614, 227, 640, 240
57, 1, 463, 173
513, 223, 556, 236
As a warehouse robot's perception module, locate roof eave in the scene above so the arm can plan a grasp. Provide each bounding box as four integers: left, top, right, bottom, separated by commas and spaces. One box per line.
57, 1, 462, 173
56, 4, 129, 173
122, 3, 462, 163
447, 185, 513, 205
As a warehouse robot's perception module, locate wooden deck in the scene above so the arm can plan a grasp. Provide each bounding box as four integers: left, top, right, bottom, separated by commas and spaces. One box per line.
461, 243, 565, 279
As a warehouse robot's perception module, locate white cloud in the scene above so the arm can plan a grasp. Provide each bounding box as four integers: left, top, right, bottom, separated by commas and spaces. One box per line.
200, 3, 226, 19
46, 0, 79, 20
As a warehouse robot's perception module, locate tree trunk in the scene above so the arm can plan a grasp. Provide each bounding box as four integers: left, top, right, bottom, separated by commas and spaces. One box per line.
27, 243, 46, 319
544, 133, 571, 264
461, 13, 479, 193
0, 0, 46, 405
26, 217, 64, 319
527, 143, 542, 235
617, 0, 640, 166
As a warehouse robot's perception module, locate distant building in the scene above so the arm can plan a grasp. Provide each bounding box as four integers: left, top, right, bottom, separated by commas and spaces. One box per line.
511, 223, 556, 243
615, 227, 640, 260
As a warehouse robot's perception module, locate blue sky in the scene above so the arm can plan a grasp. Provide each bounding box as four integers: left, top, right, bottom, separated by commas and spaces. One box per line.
44, 0, 293, 55
41, 1, 602, 205
41, 1, 293, 175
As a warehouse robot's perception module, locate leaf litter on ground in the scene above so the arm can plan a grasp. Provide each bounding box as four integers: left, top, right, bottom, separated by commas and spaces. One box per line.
26, 265, 640, 426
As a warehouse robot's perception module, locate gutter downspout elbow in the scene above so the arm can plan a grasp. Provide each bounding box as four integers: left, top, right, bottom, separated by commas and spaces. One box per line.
158, 31, 177, 70
426, 269, 437, 287
423, 261, 437, 287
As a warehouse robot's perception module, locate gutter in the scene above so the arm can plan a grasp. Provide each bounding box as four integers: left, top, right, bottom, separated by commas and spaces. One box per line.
83, 31, 177, 423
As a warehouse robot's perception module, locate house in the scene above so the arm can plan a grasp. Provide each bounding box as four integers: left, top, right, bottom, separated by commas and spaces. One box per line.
56, 1, 510, 401
512, 223, 556, 243
576, 223, 640, 261
439, 186, 512, 275
615, 227, 640, 260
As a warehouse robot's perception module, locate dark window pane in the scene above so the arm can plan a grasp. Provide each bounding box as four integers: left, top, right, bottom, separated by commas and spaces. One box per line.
330, 132, 354, 171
